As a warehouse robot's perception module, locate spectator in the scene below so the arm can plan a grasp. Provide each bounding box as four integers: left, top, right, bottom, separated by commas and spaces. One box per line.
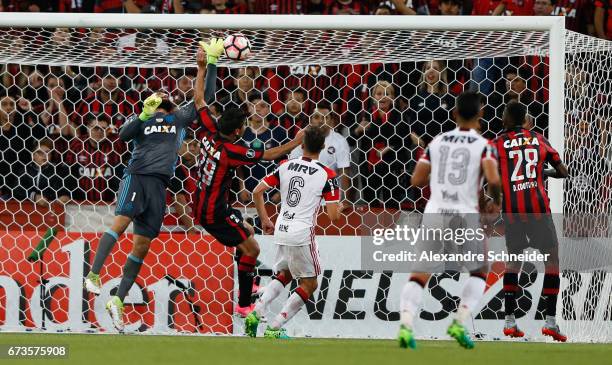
13, 142, 71, 208
277, 87, 309, 138
493, 0, 534, 15
219, 67, 256, 112
439, 0, 462, 14
595, 0, 612, 40
374, 3, 393, 14
266, 64, 335, 115
21, 69, 46, 113
532, 0, 552, 15
352, 81, 419, 207
0, 96, 29, 198
503, 66, 546, 131
325, 0, 370, 14
170, 72, 195, 106
33, 75, 76, 162
239, 92, 288, 203
379, 0, 429, 15
210, 0, 248, 13
73, 69, 136, 132
565, 116, 608, 235
168, 135, 198, 233
408, 60, 455, 145
65, 114, 125, 202
289, 102, 352, 201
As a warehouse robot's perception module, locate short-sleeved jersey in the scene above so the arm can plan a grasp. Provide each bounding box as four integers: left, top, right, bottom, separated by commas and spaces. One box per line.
263, 157, 340, 245
493, 128, 562, 214
194, 108, 265, 225
421, 128, 496, 214
122, 102, 196, 184
289, 130, 350, 171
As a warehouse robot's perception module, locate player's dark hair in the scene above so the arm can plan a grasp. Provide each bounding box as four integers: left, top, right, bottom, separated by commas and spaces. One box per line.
158, 99, 174, 113
503, 100, 527, 128
218, 107, 247, 135
455, 91, 482, 121
303, 125, 326, 154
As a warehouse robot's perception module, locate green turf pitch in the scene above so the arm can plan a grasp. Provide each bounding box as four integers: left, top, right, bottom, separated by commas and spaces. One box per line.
1, 333, 611, 365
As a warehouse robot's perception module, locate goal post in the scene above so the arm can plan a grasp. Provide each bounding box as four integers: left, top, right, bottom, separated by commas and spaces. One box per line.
1, 12, 612, 341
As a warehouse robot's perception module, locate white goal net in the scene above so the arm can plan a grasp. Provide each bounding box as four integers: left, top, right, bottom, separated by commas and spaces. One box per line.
0, 14, 611, 342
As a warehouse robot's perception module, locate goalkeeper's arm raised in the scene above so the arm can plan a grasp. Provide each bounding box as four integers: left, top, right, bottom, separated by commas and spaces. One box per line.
194, 38, 224, 109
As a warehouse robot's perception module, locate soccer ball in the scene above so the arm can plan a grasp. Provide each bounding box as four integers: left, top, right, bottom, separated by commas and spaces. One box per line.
223, 34, 251, 61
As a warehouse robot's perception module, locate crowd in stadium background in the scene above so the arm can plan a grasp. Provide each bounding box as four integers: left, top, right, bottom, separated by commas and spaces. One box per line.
0, 0, 610, 222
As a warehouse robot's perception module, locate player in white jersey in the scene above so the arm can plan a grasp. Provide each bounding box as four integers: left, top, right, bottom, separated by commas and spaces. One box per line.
397, 91, 502, 350
245, 126, 342, 339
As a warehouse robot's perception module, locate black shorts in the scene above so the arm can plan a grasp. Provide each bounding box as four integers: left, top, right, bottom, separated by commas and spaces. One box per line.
202, 209, 251, 247
115, 174, 166, 240
504, 214, 558, 254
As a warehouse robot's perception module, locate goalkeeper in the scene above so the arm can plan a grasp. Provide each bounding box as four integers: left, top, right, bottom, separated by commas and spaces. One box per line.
83, 40, 224, 331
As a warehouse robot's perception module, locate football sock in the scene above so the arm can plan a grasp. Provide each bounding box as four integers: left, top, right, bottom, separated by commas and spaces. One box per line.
254, 273, 290, 315
456, 274, 486, 324
400, 277, 426, 328
91, 230, 119, 274
237, 255, 257, 308
116, 254, 143, 302
546, 315, 556, 327
543, 273, 560, 318
270, 287, 309, 330
503, 272, 519, 317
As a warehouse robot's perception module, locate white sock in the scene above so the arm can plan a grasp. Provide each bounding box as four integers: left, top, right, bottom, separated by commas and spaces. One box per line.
254, 279, 285, 315
269, 289, 308, 330
546, 315, 556, 326
456, 276, 486, 324
505, 314, 516, 325
400, 281, 424, 328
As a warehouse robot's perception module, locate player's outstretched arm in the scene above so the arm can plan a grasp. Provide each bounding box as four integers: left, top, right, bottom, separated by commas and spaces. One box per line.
411, 160, 431, 188
195, 38, 224, 109
543, 162, 569, 179
262, 129, 305, 161
325, 202, 343, 222
253, 181, 275, 234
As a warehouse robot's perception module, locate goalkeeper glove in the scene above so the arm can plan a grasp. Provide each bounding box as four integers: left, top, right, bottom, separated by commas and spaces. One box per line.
139, 93, 163, 121
199, 38, 224, 65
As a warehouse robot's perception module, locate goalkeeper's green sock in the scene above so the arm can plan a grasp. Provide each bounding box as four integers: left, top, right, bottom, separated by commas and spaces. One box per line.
91, 229, 119, 274
116, 254, 144, 302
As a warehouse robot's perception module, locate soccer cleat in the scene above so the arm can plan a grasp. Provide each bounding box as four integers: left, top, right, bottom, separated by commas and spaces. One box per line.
234, 303, 255, 318
106, 296, 125, 332
397, 324, 417, 349
447, 320, 475, 349
263, 326, 291, 339
84, 272, 101, 295
542, 324, 567, 342
503, 324, 525, 338
244, 311, 260, 338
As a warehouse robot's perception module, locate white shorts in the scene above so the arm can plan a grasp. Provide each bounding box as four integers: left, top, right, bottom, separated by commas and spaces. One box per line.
273, 242, 321, 279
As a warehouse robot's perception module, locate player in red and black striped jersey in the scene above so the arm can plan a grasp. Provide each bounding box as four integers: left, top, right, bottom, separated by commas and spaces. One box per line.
492, 101, 569, 342
195, 100, 304, 317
